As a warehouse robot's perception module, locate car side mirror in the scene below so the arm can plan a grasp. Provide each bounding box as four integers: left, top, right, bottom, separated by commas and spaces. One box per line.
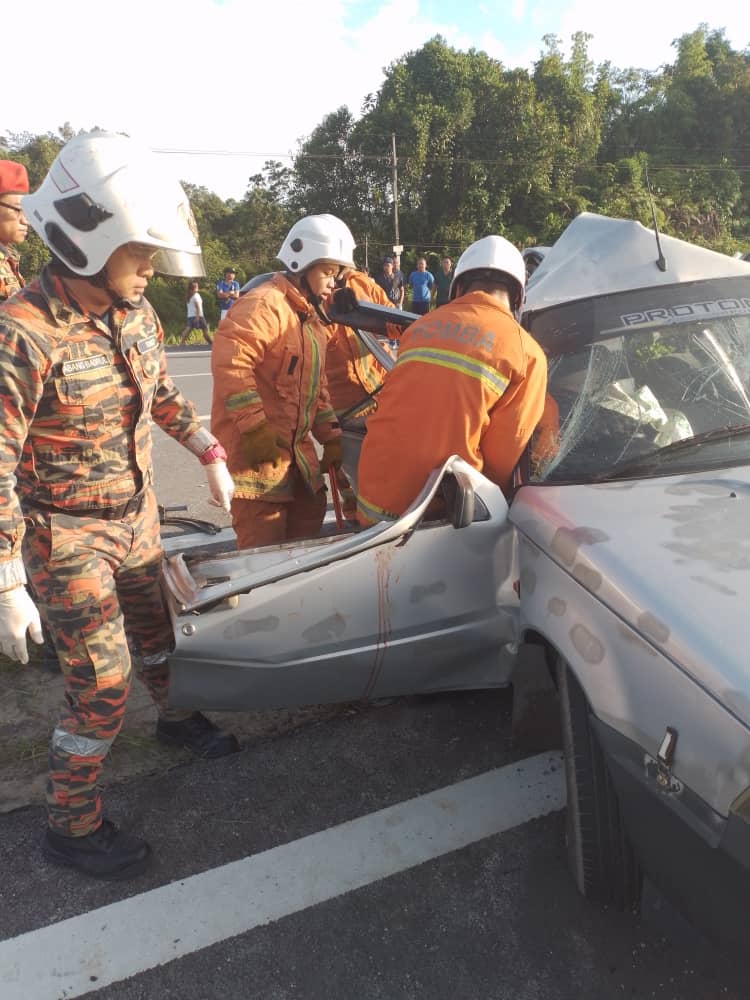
441, 470, 475, 529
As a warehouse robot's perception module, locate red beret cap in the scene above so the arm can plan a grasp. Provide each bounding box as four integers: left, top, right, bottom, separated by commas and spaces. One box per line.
0, 161, 29, 195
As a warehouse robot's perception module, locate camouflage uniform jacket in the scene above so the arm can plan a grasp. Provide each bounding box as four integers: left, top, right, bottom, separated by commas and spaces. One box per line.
0, 243, 24, 302
0, 266, 202, 590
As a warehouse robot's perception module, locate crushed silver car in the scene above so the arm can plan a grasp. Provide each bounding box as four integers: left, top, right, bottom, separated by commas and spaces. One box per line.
163, 213, 750, 952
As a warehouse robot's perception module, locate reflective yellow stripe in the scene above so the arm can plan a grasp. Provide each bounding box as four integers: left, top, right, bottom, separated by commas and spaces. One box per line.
295, 324, 321, 484
397, 347, 509, 396
356, 492, 399, 523
226, 389, 261, 411
357, 353, 385, 395
315, 405, 337, 424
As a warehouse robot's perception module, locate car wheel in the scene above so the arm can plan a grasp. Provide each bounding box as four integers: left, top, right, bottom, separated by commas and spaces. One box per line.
557, 654, 641, 910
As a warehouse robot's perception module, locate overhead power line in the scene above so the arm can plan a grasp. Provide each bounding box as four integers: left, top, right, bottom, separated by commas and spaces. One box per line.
153, 147, 750, 172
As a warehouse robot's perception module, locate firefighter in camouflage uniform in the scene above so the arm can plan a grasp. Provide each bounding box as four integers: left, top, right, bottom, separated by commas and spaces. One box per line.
0, 131, 239, 879
0, 160, 29, 302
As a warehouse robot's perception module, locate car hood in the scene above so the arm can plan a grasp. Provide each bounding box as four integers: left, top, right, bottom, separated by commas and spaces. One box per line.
510, 466, 750, 725
524, 211, 750, 310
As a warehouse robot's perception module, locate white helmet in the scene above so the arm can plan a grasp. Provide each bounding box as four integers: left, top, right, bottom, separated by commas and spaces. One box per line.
450, 235, 526, 309
22, 130, 204, 278
277, 214, 356, 273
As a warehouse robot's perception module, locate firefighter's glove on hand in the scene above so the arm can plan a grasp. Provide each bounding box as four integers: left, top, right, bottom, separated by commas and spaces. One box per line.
0, 587, 44, 665
205, 461, 235, 513
241, 422, 282, 470
331, 286, 357, 316
320, 439, 343, 471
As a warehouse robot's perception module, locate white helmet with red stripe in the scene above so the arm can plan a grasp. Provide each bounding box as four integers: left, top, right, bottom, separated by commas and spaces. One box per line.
23, 130, 204, 278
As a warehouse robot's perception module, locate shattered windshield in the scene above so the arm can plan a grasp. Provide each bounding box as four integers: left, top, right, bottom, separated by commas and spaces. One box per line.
527, 279, 750, 483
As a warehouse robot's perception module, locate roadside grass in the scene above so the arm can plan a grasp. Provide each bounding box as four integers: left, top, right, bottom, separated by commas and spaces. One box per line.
163, 328, 213, 346
0, 735, 49, 768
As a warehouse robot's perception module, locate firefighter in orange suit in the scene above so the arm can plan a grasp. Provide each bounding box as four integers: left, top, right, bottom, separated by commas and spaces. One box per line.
357, 235, 547, 524
0, 160, 29, 301
324, 270, 402, 519
324, 270, 395, 426
211, 214, 354, 548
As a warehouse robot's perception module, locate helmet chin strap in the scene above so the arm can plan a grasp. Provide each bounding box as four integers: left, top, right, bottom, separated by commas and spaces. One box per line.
90, 264, 141, 310
294, 271, 333, 325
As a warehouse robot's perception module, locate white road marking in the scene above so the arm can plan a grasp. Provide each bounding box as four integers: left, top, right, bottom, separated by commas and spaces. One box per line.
1, 753, 565, 1000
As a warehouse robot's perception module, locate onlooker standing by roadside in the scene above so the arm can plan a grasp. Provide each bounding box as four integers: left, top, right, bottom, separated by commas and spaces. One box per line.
433, 255, 454, 308
0, 160, 29, 302
407, 256, 434, 315
392, 253, 405, 286
373, 256, 404, 307
215, 266, 240, 320
179, 279, 212, 345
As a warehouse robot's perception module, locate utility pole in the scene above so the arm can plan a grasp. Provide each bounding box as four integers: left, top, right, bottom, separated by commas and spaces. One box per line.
391, 133, 403, 261
364, 234, 369, 273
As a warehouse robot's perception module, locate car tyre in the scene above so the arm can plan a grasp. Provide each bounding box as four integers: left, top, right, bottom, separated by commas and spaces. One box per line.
557, 654, 641, 910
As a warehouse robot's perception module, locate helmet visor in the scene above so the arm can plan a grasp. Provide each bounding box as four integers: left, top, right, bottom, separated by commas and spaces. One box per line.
152, 248, 205, 278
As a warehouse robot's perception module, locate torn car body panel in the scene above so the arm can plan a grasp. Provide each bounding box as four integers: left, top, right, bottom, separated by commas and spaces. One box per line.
164, 458, 519, 710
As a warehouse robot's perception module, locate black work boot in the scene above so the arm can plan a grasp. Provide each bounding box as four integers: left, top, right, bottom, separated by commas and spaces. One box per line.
156, 712, 240, 758
42, 819, 152, 879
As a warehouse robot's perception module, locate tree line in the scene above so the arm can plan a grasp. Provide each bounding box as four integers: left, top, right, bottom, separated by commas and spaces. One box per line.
3, 25, 749, 338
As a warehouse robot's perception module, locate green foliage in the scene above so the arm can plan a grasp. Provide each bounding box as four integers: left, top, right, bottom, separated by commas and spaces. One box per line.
5, 26, 750, 292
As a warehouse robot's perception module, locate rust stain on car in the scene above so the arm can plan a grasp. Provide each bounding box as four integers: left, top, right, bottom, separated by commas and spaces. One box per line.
637, 612, 670, 643
362, 548, 395, 700
548, 597, 566, 616
615, 623, 657, 656
572, 562, 603, 592
552, 526, 609, 566
691, 575, 737, 596
224, 615, 280, 639
410, 581, 447, 603
570, 623, 605, 664
303, 613, 347, 643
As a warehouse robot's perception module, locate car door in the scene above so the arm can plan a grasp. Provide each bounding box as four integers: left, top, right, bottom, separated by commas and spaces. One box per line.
164, 457, 520, 712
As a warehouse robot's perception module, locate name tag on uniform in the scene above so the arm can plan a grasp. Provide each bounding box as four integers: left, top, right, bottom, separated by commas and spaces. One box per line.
136, 335, 158, 354
61, 355, 109, 376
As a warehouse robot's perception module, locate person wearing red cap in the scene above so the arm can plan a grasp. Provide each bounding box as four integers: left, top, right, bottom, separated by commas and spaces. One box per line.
0, 160, 29, 302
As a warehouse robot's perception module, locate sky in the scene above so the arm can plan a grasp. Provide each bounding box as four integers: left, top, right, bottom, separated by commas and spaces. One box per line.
4, 0, 748, 201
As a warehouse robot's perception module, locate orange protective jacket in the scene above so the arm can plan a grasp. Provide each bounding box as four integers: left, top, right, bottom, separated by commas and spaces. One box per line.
324, 272, 395, 423
357, 290, 548, 523
211, 272, 340, 501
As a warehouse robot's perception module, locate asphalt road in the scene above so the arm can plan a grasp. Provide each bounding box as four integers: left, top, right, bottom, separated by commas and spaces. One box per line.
1, 348, 747, 998
1, 690, 746, 1000
153, 346, 232, 538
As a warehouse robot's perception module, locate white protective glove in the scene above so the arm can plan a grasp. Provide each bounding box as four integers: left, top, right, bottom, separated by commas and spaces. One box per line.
205, 461, 235, 513
0, 586, 44, 665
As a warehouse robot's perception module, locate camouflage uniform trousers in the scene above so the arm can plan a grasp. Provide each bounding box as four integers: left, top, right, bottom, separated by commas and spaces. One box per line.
22, 488, 190, 836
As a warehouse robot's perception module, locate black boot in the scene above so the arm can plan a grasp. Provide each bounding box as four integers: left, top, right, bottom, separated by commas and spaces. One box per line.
156, 712, 239, 758
42, 819, 151, 879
